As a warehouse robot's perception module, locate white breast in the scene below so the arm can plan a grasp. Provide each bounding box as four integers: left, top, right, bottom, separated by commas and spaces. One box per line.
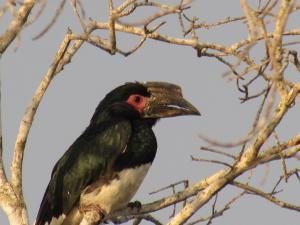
80, 163, 151, 214
43, 214, 65, 225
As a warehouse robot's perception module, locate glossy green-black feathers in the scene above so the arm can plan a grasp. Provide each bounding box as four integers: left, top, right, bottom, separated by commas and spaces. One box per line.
36, 119, 132, 225
36, 83, 157, 225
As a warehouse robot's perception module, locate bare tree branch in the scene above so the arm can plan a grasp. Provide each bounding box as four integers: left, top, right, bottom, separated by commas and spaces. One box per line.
187, 191, 246, 225
233, 181, 300, 212
200, 147, 237, 160
0, 0, 36, 54
191, 155, 233, 168
11, 30, 72, 197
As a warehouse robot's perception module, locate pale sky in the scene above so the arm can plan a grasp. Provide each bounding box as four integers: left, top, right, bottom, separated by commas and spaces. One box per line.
1, 1, 300, 224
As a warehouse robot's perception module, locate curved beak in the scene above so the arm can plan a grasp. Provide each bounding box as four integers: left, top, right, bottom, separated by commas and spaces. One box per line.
142, 82, 201, 118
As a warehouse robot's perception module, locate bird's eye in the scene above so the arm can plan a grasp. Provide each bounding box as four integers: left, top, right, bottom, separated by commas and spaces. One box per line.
134, 96, 141, 104
127, 94, 146, 113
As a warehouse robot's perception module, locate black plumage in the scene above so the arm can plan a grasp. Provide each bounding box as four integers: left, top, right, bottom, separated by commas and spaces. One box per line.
35, 81, 200, 225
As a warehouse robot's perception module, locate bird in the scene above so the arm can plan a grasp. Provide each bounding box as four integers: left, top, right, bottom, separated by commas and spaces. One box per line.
35, 81, 200, 225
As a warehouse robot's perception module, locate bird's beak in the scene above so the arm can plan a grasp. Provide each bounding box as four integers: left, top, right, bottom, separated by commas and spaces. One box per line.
142, 82, 201, 118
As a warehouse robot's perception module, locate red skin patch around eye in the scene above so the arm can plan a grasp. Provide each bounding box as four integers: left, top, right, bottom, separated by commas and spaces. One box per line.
127, 94, 147, 113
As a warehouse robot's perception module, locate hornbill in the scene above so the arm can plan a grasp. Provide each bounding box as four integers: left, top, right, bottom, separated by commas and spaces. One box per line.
35, 81, 200, 225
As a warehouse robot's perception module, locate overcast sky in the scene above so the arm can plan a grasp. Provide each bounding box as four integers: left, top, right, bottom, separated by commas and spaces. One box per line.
1, 1, 300, 224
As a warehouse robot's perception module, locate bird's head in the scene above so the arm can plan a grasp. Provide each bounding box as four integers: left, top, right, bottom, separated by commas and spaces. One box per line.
91, 81, 200, 124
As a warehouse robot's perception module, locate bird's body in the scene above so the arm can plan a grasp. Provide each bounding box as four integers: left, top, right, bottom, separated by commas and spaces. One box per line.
35, 82, 200, 225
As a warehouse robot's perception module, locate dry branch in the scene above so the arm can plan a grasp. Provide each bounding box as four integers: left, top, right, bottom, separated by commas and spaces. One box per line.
11, 31, 72, 196
187, 191, 246, 225
0, 30, 73, 225
233, 181, 300, 212
0, 0, 36, 54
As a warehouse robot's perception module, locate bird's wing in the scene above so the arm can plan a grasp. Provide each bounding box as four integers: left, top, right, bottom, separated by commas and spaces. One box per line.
35, 119, 132, 225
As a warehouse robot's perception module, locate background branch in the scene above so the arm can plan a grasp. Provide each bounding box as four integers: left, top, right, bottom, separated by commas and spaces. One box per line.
232, 181, 300, 212
0, 0, 36, 54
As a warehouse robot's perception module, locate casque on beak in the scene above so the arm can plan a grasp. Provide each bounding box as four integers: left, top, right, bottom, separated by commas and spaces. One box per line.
141, 81, 201, 118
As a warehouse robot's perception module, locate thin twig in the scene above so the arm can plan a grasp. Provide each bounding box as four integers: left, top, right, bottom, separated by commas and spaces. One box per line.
32, 0, 67, 40
271, 168, 300, 194
200, 147, 237, 160
233, 181, 300, 212
273, 131, 288, 182
206, 193, 218, 225
187, 191, 246, 225
69, 0, 86, 32
191, 156, 233, 168
150, 180, 189, 195
108, 0, 116, 54
25, 0, 46, 26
